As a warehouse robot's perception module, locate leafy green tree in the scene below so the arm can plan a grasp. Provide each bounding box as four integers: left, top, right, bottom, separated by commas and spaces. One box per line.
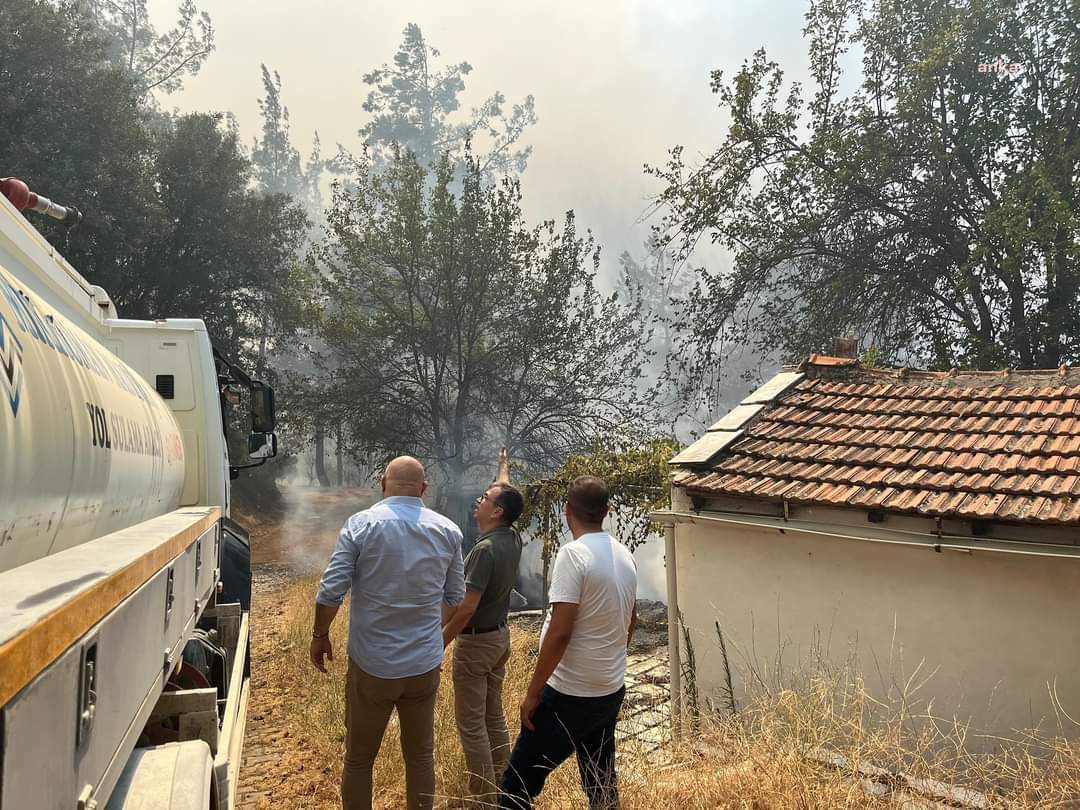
77, 0, 214, 95
3, 4, 305, 367
323, 23, 540, 487
0, 0, 164, 294
136, 113, 309, 363
356, 23, 537, 176
651, 0, 1080, 381
522, 437, 676, 597
4, 1, 310, 507
319, 148, 655, 528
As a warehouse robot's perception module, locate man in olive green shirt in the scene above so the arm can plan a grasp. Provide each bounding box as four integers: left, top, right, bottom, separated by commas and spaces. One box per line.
443, 449, 524, 803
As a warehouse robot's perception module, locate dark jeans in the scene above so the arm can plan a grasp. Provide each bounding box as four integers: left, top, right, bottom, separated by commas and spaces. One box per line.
498, 684, 625, 810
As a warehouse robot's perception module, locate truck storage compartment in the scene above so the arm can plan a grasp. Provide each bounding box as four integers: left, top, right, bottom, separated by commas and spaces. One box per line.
0, 508, 227, 810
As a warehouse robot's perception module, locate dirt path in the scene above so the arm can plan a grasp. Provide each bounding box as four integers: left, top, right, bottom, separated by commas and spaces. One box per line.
234, 489, 373, 808
247, 487, 375, 568
236, 564, 331, 809
235, 487, 371, 809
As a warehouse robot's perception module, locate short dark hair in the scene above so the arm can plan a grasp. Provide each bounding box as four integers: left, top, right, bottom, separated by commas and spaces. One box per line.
491, 483, 524, 526
566, 476, 609, 525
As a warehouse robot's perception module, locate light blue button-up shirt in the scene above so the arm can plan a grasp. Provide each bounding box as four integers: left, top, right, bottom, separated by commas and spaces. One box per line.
316, 496, 465, 679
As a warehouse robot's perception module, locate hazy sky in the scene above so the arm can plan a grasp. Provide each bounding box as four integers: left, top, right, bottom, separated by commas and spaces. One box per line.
149, 0, 812, 273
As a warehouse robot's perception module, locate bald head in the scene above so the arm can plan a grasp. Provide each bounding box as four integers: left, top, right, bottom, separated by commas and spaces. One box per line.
381, 456, 427, 497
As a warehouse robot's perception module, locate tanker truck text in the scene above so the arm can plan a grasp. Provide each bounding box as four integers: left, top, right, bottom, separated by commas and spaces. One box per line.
0, 273, 152, 404
85, 401, 181, 462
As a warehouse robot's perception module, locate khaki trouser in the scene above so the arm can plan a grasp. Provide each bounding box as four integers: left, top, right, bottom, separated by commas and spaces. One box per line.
453, 626, 512, 803
342, 659, 441, 810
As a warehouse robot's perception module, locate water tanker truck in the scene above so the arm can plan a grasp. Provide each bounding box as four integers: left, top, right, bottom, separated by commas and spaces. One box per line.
0, 178, 277, 809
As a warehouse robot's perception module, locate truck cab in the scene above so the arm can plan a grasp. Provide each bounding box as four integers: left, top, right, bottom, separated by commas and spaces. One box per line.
107, 319, 232, 514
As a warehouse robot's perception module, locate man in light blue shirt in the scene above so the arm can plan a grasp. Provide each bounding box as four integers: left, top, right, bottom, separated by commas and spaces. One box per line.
310, 456, 465, 810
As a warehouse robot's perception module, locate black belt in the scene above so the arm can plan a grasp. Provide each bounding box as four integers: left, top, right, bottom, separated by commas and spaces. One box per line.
461, 622, 507, 635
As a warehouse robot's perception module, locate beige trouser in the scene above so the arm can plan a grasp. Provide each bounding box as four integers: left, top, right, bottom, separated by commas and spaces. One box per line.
453, 626, 512, 803
342, 659, 441, 810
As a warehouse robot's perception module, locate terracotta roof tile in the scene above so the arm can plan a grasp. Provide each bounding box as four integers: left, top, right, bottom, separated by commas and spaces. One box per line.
675, 359, 1080, 526
1041, 498, 1075, 522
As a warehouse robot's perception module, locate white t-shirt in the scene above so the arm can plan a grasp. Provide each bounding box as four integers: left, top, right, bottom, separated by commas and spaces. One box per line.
541, 532, 638, 697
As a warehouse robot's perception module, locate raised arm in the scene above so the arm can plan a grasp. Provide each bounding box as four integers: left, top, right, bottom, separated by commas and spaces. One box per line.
495, 446, 510, 484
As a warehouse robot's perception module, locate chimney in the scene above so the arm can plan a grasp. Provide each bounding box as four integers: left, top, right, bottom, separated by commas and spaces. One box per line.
833, 336, 858, 359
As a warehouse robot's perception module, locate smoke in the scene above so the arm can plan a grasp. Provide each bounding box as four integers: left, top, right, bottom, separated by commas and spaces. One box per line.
632, 534, 667, 602
515, 534, 546, 606
513, 511, 668, 607
268, 478, 377, 574
265, 457, 669, 606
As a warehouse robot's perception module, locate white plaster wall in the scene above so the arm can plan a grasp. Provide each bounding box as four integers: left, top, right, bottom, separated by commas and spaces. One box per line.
675, 519, 1080, 741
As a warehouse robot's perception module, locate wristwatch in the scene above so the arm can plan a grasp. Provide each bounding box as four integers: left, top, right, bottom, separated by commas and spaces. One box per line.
312, 630, 329, 639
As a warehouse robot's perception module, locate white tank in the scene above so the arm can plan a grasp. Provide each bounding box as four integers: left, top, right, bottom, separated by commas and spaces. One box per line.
0, 263, 185, 573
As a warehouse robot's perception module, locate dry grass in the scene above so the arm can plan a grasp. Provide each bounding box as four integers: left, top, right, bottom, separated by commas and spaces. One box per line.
263, 577, 1080, 809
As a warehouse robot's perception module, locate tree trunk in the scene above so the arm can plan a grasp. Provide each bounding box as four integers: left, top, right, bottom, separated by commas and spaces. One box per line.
1039, 225, 1075, 368
1004, 271, 1036, 369
335, 425, 344, 487
540, 510, 554, 611
255, 313, 269, 380
314, 425, 331, 487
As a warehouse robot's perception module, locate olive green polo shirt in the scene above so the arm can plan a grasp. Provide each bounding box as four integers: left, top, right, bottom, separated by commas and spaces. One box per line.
463, 526, 523, 629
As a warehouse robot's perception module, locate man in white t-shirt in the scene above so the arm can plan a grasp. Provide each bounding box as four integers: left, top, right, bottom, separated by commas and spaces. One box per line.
498, 476, 637, 810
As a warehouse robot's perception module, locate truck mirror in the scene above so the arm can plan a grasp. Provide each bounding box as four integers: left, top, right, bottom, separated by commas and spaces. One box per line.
248, 432, 277, 460
251, 382, 275, 433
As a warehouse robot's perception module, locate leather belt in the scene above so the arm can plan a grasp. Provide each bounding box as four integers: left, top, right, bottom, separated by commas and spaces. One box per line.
461, 622, 507, 635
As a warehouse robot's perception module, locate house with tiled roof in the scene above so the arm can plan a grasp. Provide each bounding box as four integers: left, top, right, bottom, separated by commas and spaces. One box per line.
656, 354, 1080, 742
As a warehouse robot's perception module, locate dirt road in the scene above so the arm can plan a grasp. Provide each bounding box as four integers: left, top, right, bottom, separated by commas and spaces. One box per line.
235, 565, 315, 809
236, 487, 372, 809
247, 487, 376, 568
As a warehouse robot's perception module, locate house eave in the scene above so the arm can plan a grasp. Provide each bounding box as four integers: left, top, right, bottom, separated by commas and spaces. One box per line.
651, 506, 1080, 561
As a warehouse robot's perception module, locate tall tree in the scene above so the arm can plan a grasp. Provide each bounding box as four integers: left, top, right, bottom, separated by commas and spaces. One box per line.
249, 64, 329, 485
356, 23, 537, 176
250, 64, 323, 368
319, 148, 654, 528
252, 65, 303, 197
251, 64, 323, 215
76, 0, 214, 95
651, 0, 1080, 383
